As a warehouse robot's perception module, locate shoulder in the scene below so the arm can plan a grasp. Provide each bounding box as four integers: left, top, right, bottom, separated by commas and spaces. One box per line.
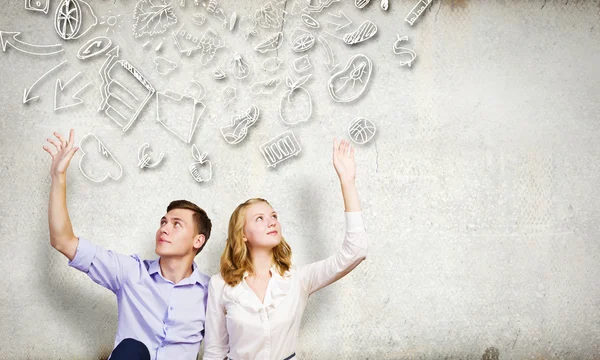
209, 272, 226, 288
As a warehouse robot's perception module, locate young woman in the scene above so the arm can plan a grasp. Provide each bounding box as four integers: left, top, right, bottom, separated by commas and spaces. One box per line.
203, 139, 368, 360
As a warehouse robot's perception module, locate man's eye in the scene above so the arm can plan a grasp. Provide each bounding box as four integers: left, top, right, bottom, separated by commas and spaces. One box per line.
175, 222, 181, 227
273, 214, 278, 219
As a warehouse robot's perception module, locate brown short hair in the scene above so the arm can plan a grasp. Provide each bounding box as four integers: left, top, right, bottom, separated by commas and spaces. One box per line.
167, 200, 212, 254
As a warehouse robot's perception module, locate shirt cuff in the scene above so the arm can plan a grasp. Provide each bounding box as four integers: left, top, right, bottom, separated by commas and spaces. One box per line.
68, 237, 98, 273
345, 212, 365, 233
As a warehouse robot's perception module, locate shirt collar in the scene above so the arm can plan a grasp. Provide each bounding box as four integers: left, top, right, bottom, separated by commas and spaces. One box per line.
242, 264, 282, 280
149, 258, 210, 287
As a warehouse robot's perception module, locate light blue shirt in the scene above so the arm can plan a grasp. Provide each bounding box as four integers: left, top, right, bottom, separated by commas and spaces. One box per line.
69, 237, 210, 360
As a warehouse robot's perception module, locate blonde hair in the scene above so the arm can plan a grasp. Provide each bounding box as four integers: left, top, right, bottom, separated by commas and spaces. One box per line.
220, 198, 292, 287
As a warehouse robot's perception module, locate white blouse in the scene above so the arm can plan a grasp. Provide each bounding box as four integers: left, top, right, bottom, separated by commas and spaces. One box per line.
203, 212, 368, 360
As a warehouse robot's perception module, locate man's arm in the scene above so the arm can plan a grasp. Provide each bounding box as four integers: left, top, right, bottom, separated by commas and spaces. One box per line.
44, 129, 79, 261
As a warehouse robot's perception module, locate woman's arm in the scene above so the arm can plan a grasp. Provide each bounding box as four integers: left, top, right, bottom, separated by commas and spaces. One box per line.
298, 139, 368, 295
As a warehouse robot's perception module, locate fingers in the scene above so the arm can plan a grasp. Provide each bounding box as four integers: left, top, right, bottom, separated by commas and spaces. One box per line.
54, 131, 67, 148
64, 146, 79, 163
66, 129, 75, 149
47, 137, 62, 153
342, 139, 349, 157
42, 145, 56, 157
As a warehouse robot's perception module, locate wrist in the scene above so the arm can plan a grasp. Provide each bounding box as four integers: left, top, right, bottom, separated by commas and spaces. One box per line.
51, 174, 67, 185
340, 178, 356, 188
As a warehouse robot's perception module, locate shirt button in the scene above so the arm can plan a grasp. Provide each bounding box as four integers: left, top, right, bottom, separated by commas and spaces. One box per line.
165, 327, 169, 331
170, 306, 174, 310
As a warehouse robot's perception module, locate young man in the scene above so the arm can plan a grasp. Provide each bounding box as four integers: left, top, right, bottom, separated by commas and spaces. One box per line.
43, 129, 212, 360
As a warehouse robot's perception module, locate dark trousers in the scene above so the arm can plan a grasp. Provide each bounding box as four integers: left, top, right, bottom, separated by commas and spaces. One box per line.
110, 338, 150, 360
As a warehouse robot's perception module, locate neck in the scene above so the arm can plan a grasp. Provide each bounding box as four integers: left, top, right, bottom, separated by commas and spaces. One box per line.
249, 248, 274, 277
159, 256, 194, 284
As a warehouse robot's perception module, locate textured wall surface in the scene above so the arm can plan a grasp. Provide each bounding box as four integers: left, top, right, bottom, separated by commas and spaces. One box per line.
1, 0, 600, 359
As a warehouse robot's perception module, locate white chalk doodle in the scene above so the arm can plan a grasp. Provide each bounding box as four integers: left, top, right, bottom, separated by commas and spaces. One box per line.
77, 36, 112, 60
25, 0, 50, 14
250, 77, 281, 95
381, 0, 389, 10
100, 9, 123, 34
262, 57, 282, 72
54, 72, 91, 111
98, 47, 156, 132
155, 39, 164, 52
54, 0, 98, 40
23, 60, 67, 104
172, 24, 225, 64
304, 0, 340, 13
0, 31, 63, 56
220, 105, 260, 145
230, 12, 237, 31
289, 27, 315, 53
355, 0, 370, 9
133, 0, 178, 38
259, 130, 301, 168
192, 13, 206, 26
255, 1, 282, 29
212, 66, 226, 80
154, 56, 178, 75
327, 53, 372, 103
204, 0, 218, 13
78, 133, 123, 183
325, 10, 352, 31
156, 89, 206, 143
279, 74, 312, 125
213, 8, 228, 29
392, 35, 417, 67
221, 86, 236, 107
348, 117, 376, 144
301, 14, 320, 29
239, 15, 258, 40
405, 0, 433, 26
317, 35, 338, 72
342, 20, 378, 45
229, 53, 250, 79
189, 80, 207, 101
292, 55, 311, 73
179, 0, 186, 6
189, 145, 212, 183
253, 32, 283, 53
137, 143, 165, 169
290, 0, 302, 15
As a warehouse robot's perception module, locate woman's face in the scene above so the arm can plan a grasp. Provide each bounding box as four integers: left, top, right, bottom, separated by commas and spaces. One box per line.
243, 201, 282, 250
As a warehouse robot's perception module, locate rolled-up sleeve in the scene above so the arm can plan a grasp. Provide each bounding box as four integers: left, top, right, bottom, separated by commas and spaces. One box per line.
298, 212, 368, 295
68, 237, 140, 293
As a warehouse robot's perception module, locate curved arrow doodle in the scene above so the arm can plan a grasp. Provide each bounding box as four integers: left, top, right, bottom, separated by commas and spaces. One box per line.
0, 31, 64, 56
23, 60, 67, 104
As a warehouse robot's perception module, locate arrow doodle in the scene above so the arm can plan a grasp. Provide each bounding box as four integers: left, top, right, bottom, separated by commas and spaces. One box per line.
54, 73, 92, 111
325, 11, 352, 31
0, 31, 64, 56
23, 60, 67, 104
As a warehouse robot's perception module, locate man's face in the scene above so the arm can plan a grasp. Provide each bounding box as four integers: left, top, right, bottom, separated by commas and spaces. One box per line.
155, 208, 204, 258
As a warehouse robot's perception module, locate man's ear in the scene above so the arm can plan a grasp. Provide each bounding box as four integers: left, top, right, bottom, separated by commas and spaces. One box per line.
194, 234, 206, 250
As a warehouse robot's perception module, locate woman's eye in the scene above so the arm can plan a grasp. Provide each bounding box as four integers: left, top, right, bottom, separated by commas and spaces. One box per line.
257, 216, 263, 221
175, 222, 180, 227
273, 214, 278, 219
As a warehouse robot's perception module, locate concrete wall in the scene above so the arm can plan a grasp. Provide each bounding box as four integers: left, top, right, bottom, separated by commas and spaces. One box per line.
1, 0, 599, 359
